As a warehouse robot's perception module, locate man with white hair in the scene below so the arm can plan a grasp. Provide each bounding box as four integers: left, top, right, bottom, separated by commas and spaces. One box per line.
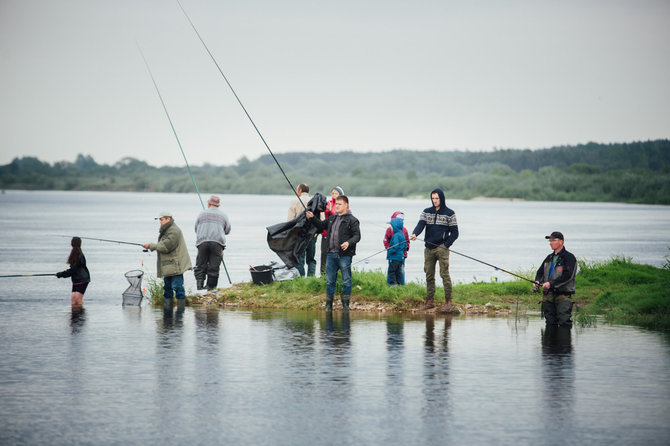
194, 195, 231, 291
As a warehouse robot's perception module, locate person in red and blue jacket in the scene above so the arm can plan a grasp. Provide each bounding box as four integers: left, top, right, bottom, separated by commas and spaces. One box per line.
383, 211, 410, 284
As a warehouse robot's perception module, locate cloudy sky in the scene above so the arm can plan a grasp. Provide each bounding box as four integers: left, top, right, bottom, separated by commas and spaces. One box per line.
1, 0, 668, 167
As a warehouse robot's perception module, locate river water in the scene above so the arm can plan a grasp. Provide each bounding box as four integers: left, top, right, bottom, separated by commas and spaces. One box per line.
1, 191, 669, 445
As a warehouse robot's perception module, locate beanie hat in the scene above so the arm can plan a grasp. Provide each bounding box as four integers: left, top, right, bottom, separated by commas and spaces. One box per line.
332, 186, 344, 196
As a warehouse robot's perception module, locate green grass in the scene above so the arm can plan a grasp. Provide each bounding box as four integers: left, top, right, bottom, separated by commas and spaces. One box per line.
146, 257, 670, 331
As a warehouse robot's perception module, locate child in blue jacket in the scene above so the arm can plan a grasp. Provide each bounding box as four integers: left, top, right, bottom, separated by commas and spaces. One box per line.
386, 217, 407, 285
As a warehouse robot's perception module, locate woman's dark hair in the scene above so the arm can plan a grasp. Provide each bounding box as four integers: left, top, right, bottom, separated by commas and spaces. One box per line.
67, 237, 83, 266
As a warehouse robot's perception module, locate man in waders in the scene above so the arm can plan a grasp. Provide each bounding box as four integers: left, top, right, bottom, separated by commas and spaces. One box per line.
410, 188, 459, 312
306, 195, 361, 311
143, 211, 192, 312
533, 231, 577, 327
194, 195, 231, 292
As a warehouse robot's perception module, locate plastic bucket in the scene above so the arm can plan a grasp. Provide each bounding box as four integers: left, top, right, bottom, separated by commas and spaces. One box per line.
250, 265, 273, 285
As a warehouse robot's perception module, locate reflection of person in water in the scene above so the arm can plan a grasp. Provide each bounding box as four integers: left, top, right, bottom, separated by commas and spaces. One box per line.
540, 325, 575, 429
70, 306, 86, 335
421, 315, 452, 431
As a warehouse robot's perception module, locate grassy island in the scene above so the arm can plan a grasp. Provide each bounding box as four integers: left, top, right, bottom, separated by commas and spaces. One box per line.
149, 257, 670, 331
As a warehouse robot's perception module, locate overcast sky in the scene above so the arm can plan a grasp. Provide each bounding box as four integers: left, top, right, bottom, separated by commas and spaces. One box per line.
1, 0, 668, 167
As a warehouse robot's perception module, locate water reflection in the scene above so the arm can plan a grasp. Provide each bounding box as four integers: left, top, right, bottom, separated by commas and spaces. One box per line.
422, 315, 452, 434
320, 312, 352, 386
541, 326, 575, 430
70, 306, 86, 335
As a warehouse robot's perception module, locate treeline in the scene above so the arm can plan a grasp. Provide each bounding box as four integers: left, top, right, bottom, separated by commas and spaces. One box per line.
1, 140, 669, 204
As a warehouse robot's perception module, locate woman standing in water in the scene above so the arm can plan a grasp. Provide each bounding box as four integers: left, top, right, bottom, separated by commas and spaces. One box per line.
56, 237, 90, 306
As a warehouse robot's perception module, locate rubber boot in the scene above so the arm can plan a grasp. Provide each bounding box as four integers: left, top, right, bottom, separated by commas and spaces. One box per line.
419, 298, 435, 311
341, 295, 350, 312
176, 298, 185, 314
325, 295, 334, 312
206, 276, 219, 291
196, 279, 205, 291
163, 297, 173, 312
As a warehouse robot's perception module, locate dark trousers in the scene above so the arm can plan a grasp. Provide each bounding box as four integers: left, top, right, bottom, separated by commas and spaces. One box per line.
387, 259, 403, 285
164, 274, 185, 300
320, 235, 328, 276
297, 236, 317, 277
194, 243, 223, 281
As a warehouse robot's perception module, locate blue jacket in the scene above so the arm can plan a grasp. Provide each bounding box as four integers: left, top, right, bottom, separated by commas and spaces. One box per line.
386, 218, 406, 261
411, 188, 459, 249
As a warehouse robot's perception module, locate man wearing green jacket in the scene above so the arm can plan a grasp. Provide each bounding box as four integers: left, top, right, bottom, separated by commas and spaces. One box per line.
143, 211, 192, 311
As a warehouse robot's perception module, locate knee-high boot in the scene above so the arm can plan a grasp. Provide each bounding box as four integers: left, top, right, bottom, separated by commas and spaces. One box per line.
325, 295, 334, 312
341, 295, 350, 312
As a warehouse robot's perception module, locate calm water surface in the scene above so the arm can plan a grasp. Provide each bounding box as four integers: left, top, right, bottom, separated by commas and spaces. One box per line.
1, 191, 669, 444
0, 302, 669, 445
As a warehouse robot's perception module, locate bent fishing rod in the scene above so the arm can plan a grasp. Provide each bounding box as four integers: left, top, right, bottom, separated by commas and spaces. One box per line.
175, 0, 306, 211
57, 235, 148, 251
415, 237, 535, 283
138, 43, 231, 283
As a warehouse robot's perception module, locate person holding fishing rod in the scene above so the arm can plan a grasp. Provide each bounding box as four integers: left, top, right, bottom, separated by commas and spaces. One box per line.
56, 236, 91, 307
410, 188, 459, 312
142, 211, 192, 312
533, 232, 577, 327
194, 195, 231, 292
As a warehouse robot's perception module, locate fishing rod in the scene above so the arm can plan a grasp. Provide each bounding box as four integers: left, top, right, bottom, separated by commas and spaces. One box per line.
0, 273, 55, 278
352, 239, 410, 266
57, 235, 148, 251
138, 43, 232, 283
415, 237, 535, 283
175, 0, 306, 211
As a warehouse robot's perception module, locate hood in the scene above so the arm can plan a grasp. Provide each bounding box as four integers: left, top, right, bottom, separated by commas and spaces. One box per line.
431, 188, 446, 209
390, 217, 404, 234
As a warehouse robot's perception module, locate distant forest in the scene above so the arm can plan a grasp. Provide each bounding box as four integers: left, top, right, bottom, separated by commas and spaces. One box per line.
1, 140, 669, 204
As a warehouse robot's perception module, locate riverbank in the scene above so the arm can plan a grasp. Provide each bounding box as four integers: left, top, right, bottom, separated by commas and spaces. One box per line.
149, 257, 670, 331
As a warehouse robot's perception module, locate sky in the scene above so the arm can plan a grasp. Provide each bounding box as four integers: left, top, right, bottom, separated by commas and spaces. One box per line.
1, 0, 668, 167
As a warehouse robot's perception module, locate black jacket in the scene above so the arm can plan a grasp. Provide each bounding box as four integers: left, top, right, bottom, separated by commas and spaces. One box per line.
534, 247, 577, 295
57, 253, 91, 283
310, 211, 361, 257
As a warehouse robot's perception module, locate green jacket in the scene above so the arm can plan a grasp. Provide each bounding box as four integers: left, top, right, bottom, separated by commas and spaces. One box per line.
148, 220, 192, 278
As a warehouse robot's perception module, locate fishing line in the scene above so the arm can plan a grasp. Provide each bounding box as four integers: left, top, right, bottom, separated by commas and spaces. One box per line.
138, 43, 232, 284
175, 0, 306, 210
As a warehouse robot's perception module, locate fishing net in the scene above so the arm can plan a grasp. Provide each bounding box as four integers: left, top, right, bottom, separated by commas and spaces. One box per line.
122, 269, 144, 306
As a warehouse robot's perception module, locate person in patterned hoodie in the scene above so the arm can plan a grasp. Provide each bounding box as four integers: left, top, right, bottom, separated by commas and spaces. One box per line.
410, 188, 459, 312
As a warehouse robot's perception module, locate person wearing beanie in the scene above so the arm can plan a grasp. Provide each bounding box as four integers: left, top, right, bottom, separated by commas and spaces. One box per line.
193, 195, 231, 292
533, 231, 577, 327
320, 186, 346, 276
143, 211, 192, 312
